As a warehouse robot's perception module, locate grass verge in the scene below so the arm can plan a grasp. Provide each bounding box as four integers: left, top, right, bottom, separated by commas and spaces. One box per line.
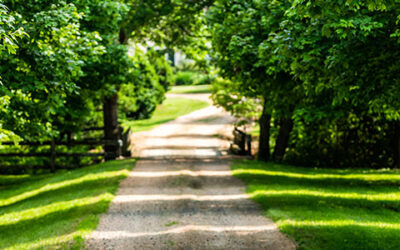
122, 97, 209, 133
232, 159, 400, 250
0, 159, 136, 249
168, 85, 211, 94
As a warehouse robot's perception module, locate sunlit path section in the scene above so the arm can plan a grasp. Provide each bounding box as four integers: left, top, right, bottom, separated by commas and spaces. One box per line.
129, 169, 232, 177
86, 94, 296, 249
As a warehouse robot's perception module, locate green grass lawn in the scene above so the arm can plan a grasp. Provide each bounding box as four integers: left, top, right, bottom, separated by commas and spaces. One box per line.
232, 160, 400, 250
0, 159, 135, 249
168, 84, 211, 94
122, 97, 209, 133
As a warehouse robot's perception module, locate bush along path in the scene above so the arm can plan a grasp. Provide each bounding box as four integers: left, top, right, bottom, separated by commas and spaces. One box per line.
86, 94, 296, 249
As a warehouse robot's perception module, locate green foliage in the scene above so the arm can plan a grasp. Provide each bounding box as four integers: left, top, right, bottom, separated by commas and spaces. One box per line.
127, 0, 214, 53
233, 159, 400, 250
286, 112, 397, 168
0, 1, 104, 140
146, 48, 174, 91
208, 0, 400, 167
0, 3, 25, 55
174, 71, 197, 86
271, 0, 400, 167
0, 0, 212, 145
276, 0, 400, 118
173, 71, 216, 86
211, 78, 261, 127
118, 48, 166, 120
197, 74, 216, 85
175, 60, 199, 72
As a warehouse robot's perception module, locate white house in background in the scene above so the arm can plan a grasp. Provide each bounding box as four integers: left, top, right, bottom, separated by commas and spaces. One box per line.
128, 41, 190, 67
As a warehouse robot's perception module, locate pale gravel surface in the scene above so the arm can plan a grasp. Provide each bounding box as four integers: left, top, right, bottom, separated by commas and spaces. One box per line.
85, 93, 296, 250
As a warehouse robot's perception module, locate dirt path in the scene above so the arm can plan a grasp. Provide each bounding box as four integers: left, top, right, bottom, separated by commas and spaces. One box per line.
86, 94, 296, 250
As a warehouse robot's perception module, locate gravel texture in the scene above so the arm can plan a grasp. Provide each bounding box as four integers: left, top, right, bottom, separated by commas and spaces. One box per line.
85, 94, 296, 250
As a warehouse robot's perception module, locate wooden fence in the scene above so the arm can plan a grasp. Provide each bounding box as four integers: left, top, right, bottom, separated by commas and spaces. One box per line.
0, 127, 124, 173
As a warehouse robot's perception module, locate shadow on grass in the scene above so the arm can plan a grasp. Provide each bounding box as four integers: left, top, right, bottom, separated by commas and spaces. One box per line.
232, 159, 400, 250
0, 159, 135, 249
233, 161, 400, 188
0, 199, 111, 249
0, 174, 49, 187
0, 159, 135, 207
251, 192, 400, 217
0, 175, 123, 214
281, 223, 400, 250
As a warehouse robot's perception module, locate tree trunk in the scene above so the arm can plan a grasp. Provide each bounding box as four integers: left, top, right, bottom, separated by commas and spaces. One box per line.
119, 29, 129, 44
102, 28, 128, 160
258, 98, 271, 162
103, 94, 119, 161
273, 117, 294, 162
393, 121, 400, 168
167, 48, 175, 66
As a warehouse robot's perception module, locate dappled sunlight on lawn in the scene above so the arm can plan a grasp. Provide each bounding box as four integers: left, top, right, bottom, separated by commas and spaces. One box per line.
0, 159, 135, 249
282, 219, 400, 230
232, 159, 400, 249
250, 189, 400, 202
233, 168, 400, 182
0, 194, 112, 227
0, 169, 129, 207
5, 231, 85, 250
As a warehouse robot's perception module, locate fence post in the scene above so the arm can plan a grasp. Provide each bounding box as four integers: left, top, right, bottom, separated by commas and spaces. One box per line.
120, 127, 132, 157
246, 134, 252, 156
50, 139, 56, 173
103, 94, 119, 161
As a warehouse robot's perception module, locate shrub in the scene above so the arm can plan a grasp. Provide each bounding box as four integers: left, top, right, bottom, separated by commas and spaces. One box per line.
174, 70, 217, 86
146, 49, 174, 91
211, 78, 261, 127
196, 74, 217, 85
174, 71, 196, 85
119, 50, 165, 120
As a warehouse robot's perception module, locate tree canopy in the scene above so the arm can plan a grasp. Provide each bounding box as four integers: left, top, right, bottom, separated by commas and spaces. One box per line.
1, 0, 399, 168
207, 0, 400, 168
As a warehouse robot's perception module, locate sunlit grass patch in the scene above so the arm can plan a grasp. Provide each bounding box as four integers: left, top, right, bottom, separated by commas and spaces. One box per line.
122, 97, 209, 133
232, 160, 400, 250
0, 159, 136, 249
168, 85, 211, 94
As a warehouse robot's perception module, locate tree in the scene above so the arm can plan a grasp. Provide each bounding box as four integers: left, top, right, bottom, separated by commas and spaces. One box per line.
0, 1, 103, 141
1, 0, 215, 160
275, 0, 400, 167
0, 3, 26, 141
207, 0, 299, 161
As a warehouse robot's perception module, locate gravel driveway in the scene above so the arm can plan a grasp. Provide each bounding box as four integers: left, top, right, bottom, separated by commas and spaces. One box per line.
86, 93, 296, 250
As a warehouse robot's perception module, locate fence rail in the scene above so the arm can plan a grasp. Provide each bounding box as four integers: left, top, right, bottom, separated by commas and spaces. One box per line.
0, 138, 120, 173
